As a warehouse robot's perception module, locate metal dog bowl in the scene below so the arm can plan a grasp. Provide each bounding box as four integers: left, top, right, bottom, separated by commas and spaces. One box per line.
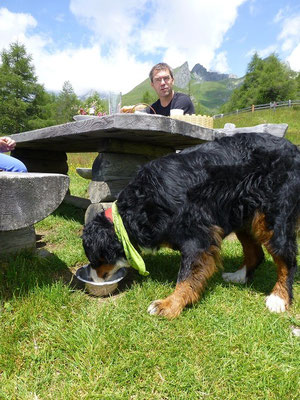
75, 264, 127, 296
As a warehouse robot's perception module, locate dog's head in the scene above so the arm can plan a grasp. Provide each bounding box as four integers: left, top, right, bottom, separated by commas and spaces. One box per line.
82, 212, 128, 282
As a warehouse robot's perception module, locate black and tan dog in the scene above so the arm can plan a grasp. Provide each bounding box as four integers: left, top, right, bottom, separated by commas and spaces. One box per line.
82, 132, 300, 318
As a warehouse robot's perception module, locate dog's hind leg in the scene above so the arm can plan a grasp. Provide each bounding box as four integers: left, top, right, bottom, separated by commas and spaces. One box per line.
264, 253, 297, 312
252, 212, 297, 313
222, 229, 264, 284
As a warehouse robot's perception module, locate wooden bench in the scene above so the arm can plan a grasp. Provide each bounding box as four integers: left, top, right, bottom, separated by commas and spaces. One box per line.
8, 114, 288, 225
0, 172, 69, 254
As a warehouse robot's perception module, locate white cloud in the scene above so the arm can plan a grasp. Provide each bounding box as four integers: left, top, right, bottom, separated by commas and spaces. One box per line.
55, 13, 65, 23
0, 5, 151, 95
212, 52, 230, 73
0, 1, 248, 94
276, 12, 300, 71
278, 14, 300, 50
35, 45, 151, 95
248, 0, 259, 16
274, 8, 284, 23
69, 0, 149, 47
69, 0, 249, 78
243, 10, 300, 73
245, 44, 277, 60
286, 44, 300, 72
137, 0, 247, 69
258, 45, 277, 58
0, 7, 37, 50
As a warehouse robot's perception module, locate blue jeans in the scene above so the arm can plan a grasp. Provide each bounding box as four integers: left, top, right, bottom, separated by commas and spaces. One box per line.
0, 153, 27, 172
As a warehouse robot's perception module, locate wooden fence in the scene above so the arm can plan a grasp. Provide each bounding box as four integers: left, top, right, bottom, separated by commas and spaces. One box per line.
213, 99, 300, 119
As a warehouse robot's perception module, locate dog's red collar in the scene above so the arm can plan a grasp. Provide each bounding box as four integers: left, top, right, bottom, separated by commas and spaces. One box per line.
104, 207, 113, 222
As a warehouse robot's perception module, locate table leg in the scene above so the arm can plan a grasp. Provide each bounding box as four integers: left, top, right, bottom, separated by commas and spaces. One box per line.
84, 140, 174, 224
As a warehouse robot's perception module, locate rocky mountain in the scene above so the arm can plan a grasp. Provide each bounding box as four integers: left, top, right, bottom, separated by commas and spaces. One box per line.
191, 63, 238, 82
173, 61, 191, 88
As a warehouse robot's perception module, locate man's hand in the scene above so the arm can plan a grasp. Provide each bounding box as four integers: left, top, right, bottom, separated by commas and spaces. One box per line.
0, 137, 16, 152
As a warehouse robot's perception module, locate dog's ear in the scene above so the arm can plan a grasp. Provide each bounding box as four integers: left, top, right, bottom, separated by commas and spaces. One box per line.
82, 213, 124, 266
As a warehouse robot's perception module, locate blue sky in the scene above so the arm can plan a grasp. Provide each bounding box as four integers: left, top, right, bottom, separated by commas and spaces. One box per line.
0, 0, 299, 95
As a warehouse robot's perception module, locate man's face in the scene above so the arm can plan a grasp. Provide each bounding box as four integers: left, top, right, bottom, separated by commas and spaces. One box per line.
151, 69, 174, 98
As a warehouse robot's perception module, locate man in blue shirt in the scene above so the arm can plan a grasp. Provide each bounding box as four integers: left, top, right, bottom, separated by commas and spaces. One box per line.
148, 62, 195, 116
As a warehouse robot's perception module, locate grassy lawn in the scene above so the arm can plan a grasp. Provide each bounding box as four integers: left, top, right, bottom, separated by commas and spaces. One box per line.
0, 213, 299, 399
1, 113, 300, 399
214, 106, 300, 145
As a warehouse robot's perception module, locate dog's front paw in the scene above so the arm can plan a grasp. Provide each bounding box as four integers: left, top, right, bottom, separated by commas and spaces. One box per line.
147, 298, 182, 319
265, 294, 287, 313
147, 301, 161, 315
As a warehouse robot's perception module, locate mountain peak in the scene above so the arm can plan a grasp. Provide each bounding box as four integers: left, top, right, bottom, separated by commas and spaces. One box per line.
174, 62, 191, 88
191, 63, 236, 81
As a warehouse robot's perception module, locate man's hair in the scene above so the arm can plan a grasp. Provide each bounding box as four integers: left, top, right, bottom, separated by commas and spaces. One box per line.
149, 63, 174, 82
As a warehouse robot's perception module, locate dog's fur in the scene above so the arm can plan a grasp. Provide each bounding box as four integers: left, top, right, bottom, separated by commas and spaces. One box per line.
82, 132, 300, 318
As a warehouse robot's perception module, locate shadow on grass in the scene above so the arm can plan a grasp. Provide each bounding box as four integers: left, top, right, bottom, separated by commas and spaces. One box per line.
0, 249, 84, 302
143, 251, 181, 283
141, 251, 285, 294
134, 250, 299, 302
4, 239, 295, 306
52, 202, 85, 225
107, 251, 182, 297
222, 254, 300, 294
81, 244, 300, 304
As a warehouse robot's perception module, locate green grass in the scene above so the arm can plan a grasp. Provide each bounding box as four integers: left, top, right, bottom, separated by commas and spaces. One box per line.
1, 112, 300, 399
1, 228, 299, 399
214, 106, 300, 144
67, 152, 96, 199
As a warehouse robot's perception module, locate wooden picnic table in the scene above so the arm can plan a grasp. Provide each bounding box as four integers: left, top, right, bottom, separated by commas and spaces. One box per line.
8, 114, 287, 223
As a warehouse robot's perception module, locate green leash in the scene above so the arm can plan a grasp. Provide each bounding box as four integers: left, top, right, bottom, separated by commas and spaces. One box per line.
112, 202, 149, 276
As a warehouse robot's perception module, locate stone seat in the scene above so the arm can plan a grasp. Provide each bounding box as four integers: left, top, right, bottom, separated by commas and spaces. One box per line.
76, 168, 92, 179
0, 172, 69, 254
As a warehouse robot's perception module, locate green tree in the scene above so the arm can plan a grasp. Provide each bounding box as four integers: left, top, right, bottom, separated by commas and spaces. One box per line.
0, 42, 49, 135
56, 81, 79, 123
80, 91, 108, 115
27, 90, 58, 130
221, 53, 297, 113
